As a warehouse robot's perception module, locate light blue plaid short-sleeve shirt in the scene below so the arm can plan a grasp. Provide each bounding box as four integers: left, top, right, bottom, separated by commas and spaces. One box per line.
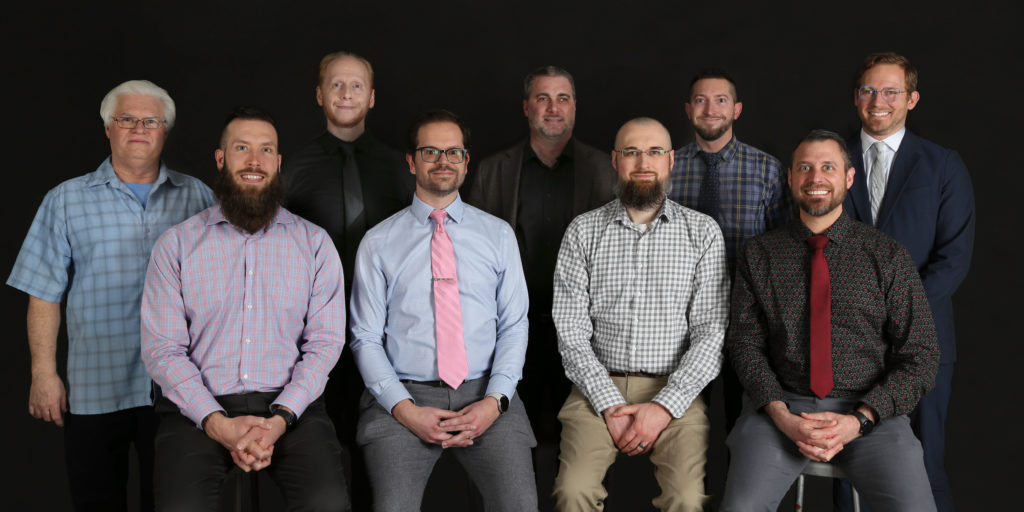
7, 158, 214, 414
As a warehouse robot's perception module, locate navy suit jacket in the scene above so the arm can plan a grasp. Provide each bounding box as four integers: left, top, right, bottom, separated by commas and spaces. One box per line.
844, 130, 975, 363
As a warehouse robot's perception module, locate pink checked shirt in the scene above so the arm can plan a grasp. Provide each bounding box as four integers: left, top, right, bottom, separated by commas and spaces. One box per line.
142, 205, 345, 426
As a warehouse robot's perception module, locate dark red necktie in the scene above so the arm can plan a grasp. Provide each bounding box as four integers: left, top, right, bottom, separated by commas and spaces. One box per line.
807, 235, 833, 399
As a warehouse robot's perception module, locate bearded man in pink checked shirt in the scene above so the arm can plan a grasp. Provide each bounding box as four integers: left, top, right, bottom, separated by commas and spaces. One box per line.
141, 107, 349, 512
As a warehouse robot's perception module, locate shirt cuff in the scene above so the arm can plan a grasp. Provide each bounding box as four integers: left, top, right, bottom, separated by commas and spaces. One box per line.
485, 373, 517, 400
378, 382, 414, 415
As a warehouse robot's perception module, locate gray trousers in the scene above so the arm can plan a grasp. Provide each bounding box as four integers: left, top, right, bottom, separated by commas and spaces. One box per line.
356, 378, 538, 512
720, 392, 936, 512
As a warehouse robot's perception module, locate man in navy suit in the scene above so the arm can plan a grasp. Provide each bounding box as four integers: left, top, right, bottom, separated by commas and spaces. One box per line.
840, 52, 975, 512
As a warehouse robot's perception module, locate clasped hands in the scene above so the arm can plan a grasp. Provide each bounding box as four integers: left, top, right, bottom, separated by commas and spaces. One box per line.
204, 410, 289, 472
764, 401, 867, 462
392, 397, 500, 449
603, 402, 672, 456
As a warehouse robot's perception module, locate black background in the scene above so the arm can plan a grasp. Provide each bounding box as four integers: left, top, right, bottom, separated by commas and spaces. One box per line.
3, 2, 1020, 510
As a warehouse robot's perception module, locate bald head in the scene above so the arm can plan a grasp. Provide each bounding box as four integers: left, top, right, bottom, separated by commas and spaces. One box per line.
614, 117, 672, 150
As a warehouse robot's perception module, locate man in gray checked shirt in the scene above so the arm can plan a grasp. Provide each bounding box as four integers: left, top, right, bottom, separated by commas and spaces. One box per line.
551, 117, 729, 512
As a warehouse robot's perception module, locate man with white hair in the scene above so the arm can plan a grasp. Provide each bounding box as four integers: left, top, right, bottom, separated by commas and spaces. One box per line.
7, 80, 214, 511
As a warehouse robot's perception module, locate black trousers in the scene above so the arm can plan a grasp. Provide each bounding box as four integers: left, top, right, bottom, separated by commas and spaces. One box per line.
64, 405, 157, 512
153, 393, 349, 512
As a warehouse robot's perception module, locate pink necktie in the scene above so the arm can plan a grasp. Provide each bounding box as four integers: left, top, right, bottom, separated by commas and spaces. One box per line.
807, 235, 833, 399
430, 209, 468, 389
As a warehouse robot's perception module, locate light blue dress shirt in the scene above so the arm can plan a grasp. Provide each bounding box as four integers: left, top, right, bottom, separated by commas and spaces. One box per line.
7, 158, 215, 414
350, 194, 529, 413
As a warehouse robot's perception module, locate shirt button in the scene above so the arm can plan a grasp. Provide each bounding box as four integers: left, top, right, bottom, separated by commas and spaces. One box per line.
247, 304, 253, 310
248, 270, 254, 276
245, 338, 251, 344
243, 374, 248, 379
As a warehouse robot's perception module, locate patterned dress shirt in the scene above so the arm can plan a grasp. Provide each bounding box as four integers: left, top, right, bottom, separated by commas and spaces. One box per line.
7, 159, 214, 414
669, 137, 791, 267
553, 199, 729, 418
727, 214, 939, 419
141, 205, 345, 426
349, 194, 529, 413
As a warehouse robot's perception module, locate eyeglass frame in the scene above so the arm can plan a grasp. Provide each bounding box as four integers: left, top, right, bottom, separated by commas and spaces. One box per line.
415, 146, 469, 164
854, 86, 908, 103
615, 148, 671, 159
111, 116, 167, 130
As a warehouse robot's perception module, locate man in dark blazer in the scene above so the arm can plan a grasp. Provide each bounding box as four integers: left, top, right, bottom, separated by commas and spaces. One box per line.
463, 65, 616, 507
284, 51, 413, 510
840, 52, 975, 512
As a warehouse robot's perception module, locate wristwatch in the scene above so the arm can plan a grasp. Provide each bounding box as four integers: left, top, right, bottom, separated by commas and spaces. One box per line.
848, 409, 875, 435
487, 392, 509, 414
270, 405, 297, 431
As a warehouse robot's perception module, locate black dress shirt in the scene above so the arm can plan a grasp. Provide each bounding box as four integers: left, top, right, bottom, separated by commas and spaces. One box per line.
516, 143, 576, 319
284, 131, 414, 293
727, 214, 939, 419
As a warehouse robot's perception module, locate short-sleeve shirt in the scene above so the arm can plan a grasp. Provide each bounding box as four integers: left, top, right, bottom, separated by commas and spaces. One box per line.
7, 158, 215, 414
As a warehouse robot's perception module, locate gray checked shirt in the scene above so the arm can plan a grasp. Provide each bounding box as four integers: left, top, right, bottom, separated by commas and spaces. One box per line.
552, 198, 729, 418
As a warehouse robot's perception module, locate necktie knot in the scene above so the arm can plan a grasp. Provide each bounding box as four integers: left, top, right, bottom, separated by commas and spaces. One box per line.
700, 151, 722, 169
430, 209, 448, 227
807, 234, 828, 251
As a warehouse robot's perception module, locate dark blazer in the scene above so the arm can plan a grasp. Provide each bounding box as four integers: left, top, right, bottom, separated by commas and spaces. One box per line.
284, 131, 414, 291
844, 130, 975, 363
464, 138, 617, 226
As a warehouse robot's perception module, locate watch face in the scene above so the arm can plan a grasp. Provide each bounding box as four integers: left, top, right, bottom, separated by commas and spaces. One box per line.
500, 395, 510, 412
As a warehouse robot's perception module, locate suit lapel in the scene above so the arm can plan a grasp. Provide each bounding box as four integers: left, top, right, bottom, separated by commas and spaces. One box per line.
846, 138, 871, 222
500, 143, 525, 224
876, 131, 922, 229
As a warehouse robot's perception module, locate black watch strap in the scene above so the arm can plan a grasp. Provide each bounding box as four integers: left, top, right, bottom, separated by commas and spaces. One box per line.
848, 409, 874, 435
271, 406, 297, 431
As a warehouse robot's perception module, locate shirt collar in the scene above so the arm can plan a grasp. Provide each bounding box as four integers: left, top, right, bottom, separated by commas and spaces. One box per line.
609, 197, 672, 229
789, 212, 853, 246
205, 203, 294, 230
859, 126, 906, 155
679, 135, 738, 162
316, 131, 370, 154
525, 139, 575, 166
410, 193, 466, 225
87, 157, 176, 189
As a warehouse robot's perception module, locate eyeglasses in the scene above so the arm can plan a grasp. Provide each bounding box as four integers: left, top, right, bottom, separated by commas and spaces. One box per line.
855, 86, 907, 103
416, 146, 468, 164
616, 148, 671, 159
111, 116, 166, 130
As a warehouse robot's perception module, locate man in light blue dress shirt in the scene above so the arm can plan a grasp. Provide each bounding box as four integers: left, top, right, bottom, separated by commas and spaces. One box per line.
350, 110, 538, 511
7, 80, 214, 511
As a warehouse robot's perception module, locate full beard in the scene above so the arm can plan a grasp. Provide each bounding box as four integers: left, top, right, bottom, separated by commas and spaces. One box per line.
617, 177, 666, 212
214, 169, 284, 234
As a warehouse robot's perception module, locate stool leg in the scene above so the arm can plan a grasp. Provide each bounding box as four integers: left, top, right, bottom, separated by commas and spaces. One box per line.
796, 474, 805, 511
852, 485, 860, 512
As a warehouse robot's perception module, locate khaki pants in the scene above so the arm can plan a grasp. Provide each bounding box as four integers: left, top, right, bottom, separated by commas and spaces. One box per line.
553, 376, 709, 512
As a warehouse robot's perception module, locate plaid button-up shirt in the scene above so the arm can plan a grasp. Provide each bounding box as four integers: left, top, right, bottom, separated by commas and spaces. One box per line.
553, 199, 729, 418
7, 159, 214, 414
669, 137, 791, 269
142, 205, 345, 425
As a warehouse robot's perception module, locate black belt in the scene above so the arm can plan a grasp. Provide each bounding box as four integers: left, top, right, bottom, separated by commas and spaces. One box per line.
400, 379, 456, 388
608, 371, 661, 378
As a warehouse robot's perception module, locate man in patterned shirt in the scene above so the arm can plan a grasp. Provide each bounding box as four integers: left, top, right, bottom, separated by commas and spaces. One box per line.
141, 107, 348, 511
720, 130, 938, 511
552, 118, 729, 511
670, 68, 792, 435
7, 80, 214, 511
